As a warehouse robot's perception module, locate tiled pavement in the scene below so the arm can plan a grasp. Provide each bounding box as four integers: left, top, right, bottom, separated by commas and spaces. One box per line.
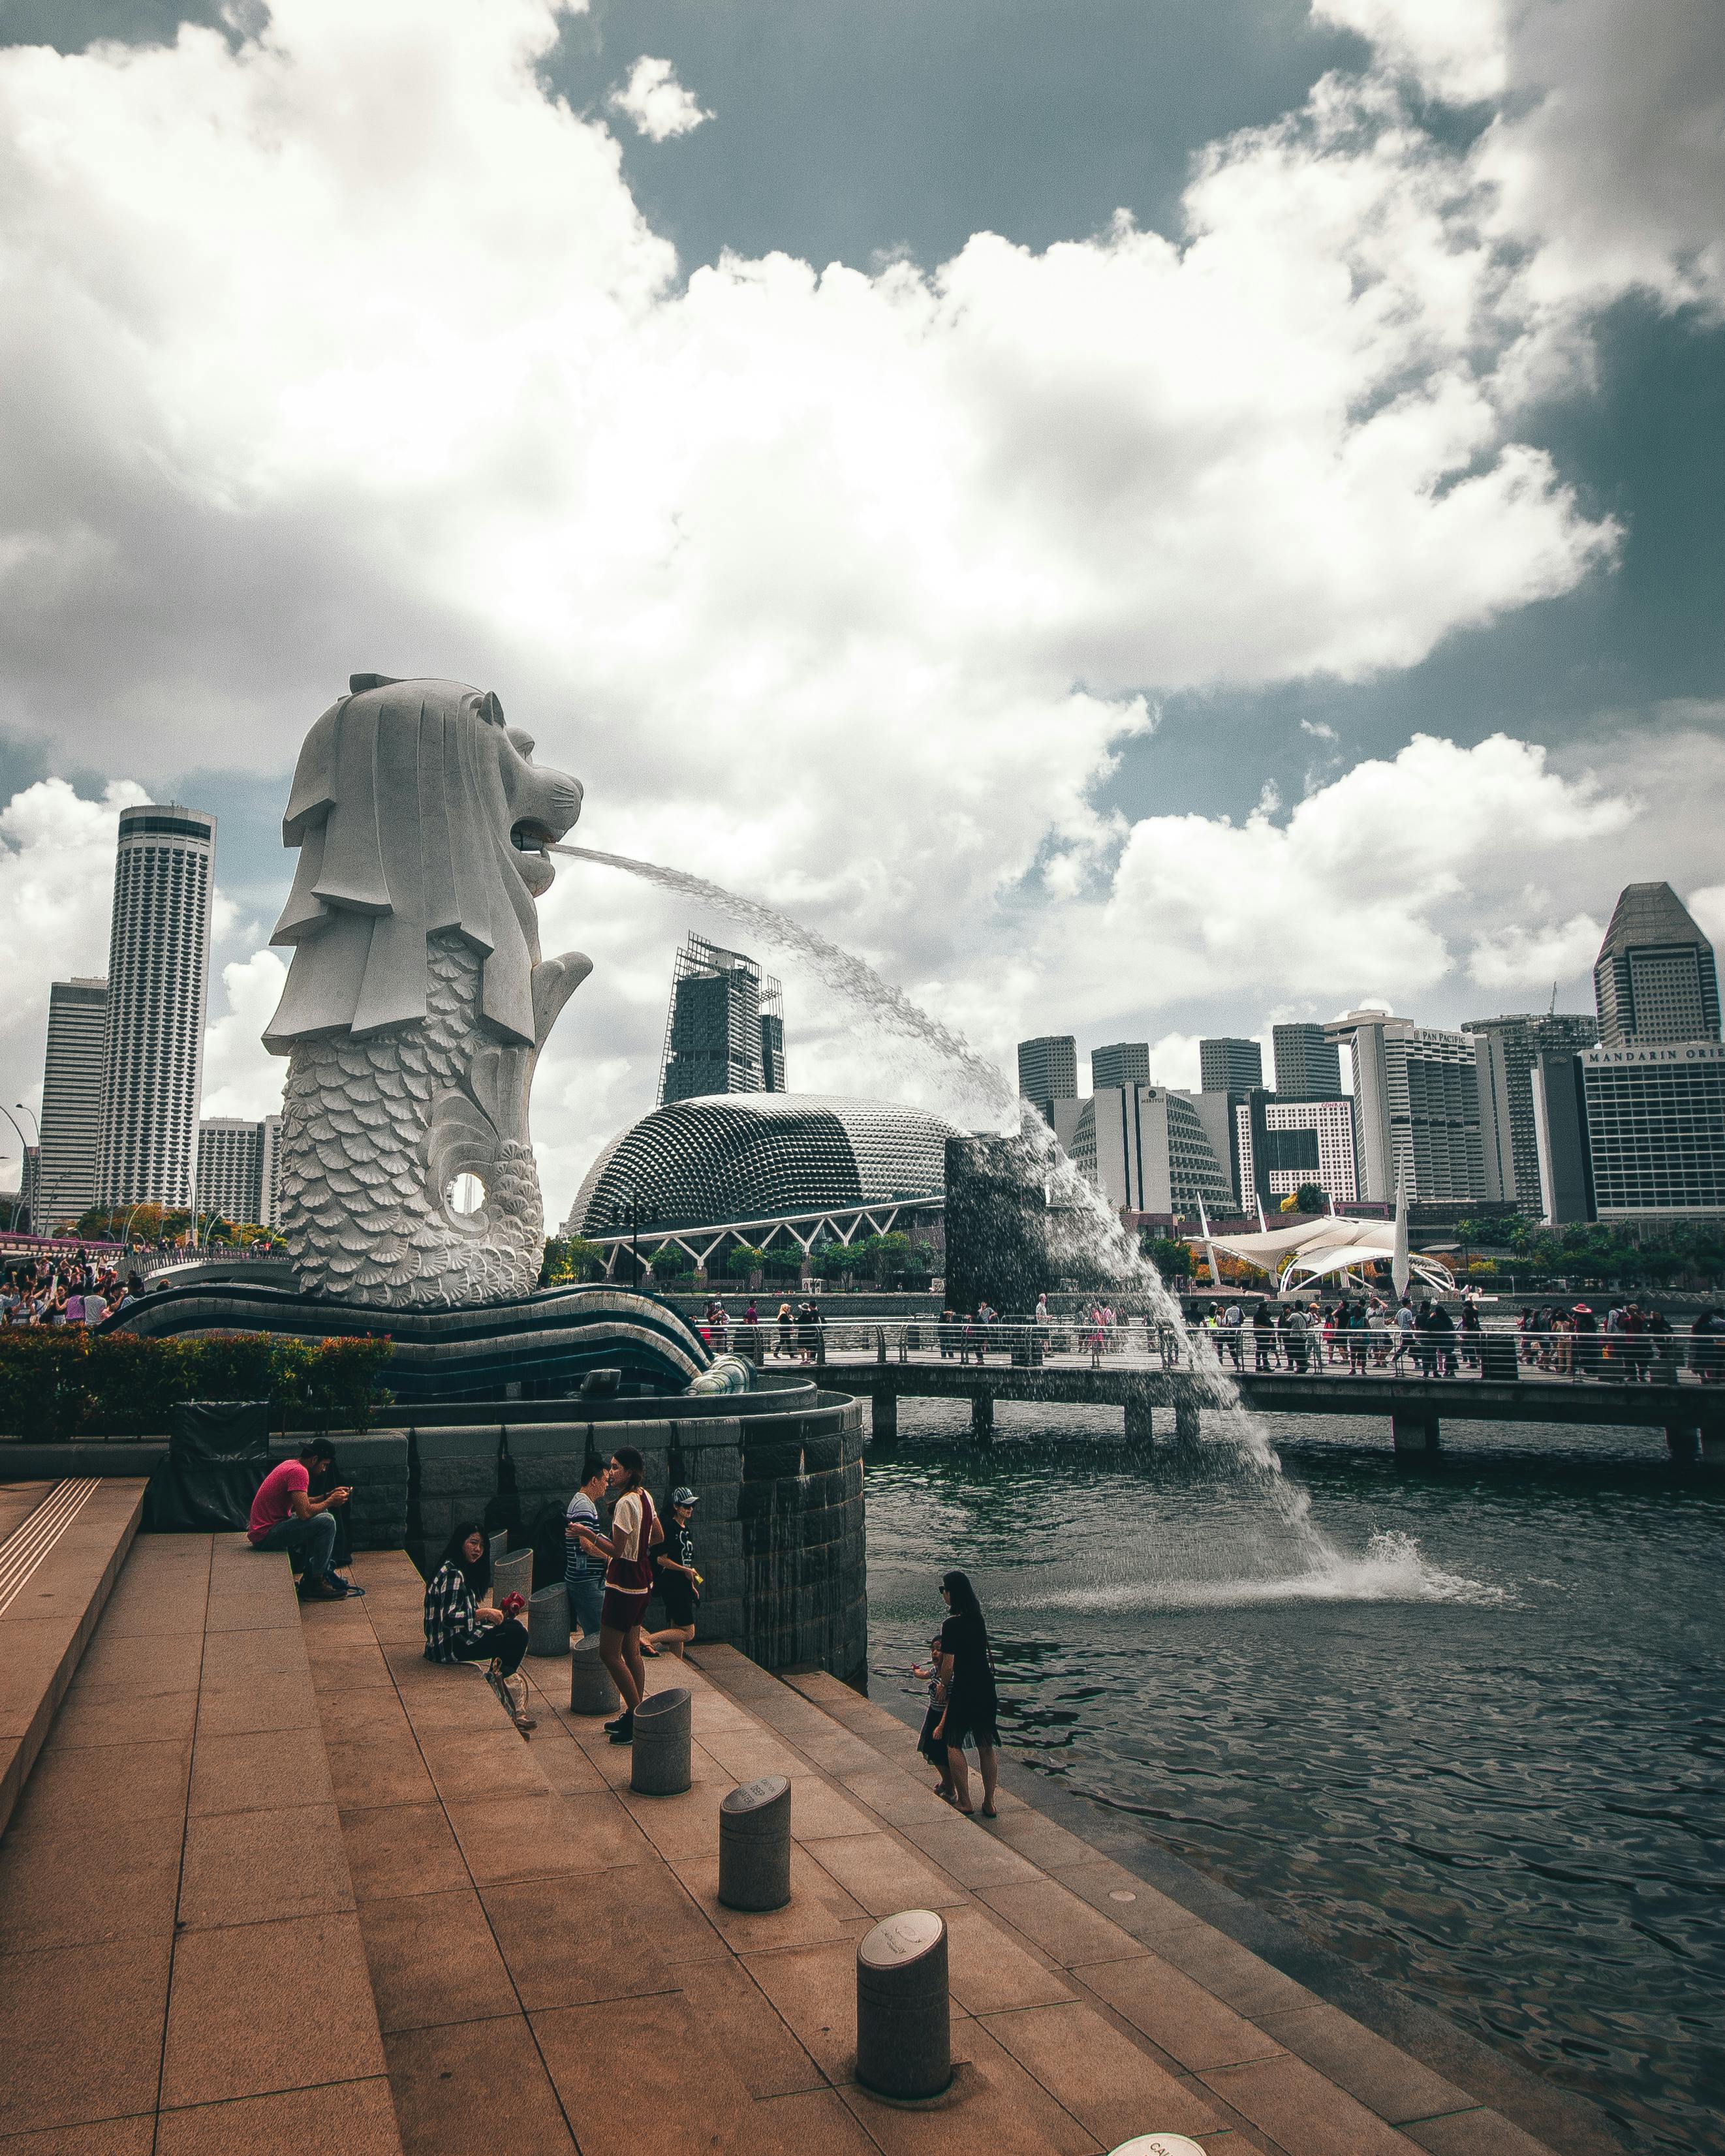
0, 1528, 400, 2153
302, 1550, 1574, 2156
0, 1514, 1590, 2156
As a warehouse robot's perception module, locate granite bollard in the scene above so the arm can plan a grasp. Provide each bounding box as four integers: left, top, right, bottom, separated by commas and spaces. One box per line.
488, 1528, 508, 1577
719, 1774, 792, 1910
856, 1909, 950, 2100
492, 1547, 533, 1608
527, 1584, 570, 1657
569, 1637, 619, 1716
630, 1685, 692, 1795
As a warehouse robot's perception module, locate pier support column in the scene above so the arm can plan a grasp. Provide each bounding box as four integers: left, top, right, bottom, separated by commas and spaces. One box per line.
1665, 1423, 1702, 1465
970, 1392, 995, 1445
1173, 1396, 1202, 1449
871, 1391, 899, 1443
1391, 1409, 1440, 1458
1123, 1397, 1155, 1452
1701, 1424, 1725, 1469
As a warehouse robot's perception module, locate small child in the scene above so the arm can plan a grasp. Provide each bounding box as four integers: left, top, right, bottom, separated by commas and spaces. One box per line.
912, 1633, 955, 1802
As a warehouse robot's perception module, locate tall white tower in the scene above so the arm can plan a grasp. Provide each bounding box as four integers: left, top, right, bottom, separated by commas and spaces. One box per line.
94, 805, 216, 1210
36, 976, 109, 1229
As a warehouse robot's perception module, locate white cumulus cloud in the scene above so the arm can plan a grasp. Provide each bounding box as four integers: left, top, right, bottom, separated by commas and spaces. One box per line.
1467, 912, 1606, 992
200, 951, 290, 1120
0, 0, 1717, 1210
1312, 0, 1509, 101
608, 54, 710, 142
1021, 734, 1638, 1032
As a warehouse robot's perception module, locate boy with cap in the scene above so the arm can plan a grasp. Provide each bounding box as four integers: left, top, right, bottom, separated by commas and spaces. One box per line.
642, 1486, 701, 1659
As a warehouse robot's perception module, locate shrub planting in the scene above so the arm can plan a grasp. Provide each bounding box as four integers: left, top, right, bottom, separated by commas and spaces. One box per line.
0, 1331, 395, 1440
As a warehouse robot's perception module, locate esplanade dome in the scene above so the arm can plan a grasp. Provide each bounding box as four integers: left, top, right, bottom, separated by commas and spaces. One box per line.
564, 1093, 957, 1235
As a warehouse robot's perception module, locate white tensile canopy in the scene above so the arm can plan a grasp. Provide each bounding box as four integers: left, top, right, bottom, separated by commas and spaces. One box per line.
1193, 1186, 1455, 1299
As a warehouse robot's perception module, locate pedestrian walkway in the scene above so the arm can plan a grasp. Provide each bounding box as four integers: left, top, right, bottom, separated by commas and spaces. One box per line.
0, 1522, 1610, 2154
305, 1548, 1587, 2156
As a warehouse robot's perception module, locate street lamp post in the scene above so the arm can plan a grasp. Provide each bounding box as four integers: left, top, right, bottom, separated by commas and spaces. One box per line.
0, 1106, 40, 1235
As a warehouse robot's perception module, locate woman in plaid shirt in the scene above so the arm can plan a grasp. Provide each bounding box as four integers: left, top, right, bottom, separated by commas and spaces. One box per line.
422, 1521, 535, 1733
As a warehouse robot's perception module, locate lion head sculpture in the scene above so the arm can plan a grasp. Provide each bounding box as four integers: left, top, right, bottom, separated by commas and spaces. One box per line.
263, 674, 583, 1051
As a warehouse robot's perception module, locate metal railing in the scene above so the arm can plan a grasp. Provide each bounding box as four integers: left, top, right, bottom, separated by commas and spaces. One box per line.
694, 1315, 1721, 1386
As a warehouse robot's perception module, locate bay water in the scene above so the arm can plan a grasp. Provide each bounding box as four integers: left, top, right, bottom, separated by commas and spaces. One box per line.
865, 1404, 1725, 2153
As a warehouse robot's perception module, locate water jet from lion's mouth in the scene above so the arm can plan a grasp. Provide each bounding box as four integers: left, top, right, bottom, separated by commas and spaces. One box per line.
549, 840, 1016, 1123
554, 837, 1425, 1595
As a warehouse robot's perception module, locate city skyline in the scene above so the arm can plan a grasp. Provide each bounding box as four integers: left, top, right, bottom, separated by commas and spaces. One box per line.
4, 845, 1721, 1231
0, 3, 1721, 1232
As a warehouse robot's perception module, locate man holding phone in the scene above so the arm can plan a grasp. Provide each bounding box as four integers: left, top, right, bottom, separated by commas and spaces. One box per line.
247, 1438, 352, 1601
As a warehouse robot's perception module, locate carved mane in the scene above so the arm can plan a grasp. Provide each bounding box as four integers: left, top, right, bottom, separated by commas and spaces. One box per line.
262, 676, 582, 1052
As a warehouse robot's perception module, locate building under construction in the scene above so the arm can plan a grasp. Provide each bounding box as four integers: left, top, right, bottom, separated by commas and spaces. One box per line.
658, 934, 787, 1105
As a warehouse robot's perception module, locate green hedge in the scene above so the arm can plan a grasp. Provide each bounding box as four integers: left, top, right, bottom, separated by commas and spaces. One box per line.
0, 1332, 396, 1441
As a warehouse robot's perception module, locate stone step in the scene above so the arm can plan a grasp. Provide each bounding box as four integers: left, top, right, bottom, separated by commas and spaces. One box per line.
0, 1528, 403, 2150
699, 1652, 1606, 2156
1, 1525, 1608, 2156
297, 1561, 1578, 2156
0, 1474, 147, 1835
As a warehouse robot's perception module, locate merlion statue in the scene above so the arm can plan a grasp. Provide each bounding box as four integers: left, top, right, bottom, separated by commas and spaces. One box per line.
263, 675, 588, 1306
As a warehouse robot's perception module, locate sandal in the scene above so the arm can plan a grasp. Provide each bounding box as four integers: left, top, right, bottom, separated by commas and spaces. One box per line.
981, 1803, 997, 1818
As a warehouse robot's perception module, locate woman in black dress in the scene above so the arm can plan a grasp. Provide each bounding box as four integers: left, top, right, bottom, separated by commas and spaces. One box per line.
933, 1569, 999, 1817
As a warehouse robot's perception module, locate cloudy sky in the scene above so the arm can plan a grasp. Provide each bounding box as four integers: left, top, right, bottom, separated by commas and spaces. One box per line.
1, 0, 1722, 1221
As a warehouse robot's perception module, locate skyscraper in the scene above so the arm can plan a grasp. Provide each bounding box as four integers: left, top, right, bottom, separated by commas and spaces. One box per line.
1533, 1043, 1725, 1222
1234, 1095, 1358, 1207
1593, 882, 1721, 1047
194, 1114, 283, 1229
1072, 1085, 1234, 1216
659, 934, 786, 1105
1199, 1037, 1263, 1094
93, 805, 215, 1209
1016, 1035, 1078, 1127
1272, 1022, 1343, 1100
35, 977, 108, 1229
1466, 1012, 1598, 1212
1090, 1041, 1150, 1090
1325, 1010, 1489, 1203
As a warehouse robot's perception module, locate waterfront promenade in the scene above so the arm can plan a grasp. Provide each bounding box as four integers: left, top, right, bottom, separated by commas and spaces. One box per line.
802, 1323, 1725, 1458
0, 1505, 1624, 2154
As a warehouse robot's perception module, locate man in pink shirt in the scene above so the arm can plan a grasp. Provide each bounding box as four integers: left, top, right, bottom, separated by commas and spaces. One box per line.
247, 1440, 351, 1601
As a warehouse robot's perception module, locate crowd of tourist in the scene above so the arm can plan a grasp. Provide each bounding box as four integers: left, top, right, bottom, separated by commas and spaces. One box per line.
694, 1297, 828, 1364
678, 1283, 1725, 1385
0, 1252, 142, 1327
1169, 1291, 1722, 1381
411, 1445, 705, 1742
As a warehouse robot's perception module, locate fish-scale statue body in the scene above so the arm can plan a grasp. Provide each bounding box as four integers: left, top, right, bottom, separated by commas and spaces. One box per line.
264, 675, 587, 1309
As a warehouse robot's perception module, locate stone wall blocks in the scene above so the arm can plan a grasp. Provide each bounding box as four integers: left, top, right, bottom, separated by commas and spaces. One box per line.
674, 1417, 743, 1452
742, 1441, 805, 1481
